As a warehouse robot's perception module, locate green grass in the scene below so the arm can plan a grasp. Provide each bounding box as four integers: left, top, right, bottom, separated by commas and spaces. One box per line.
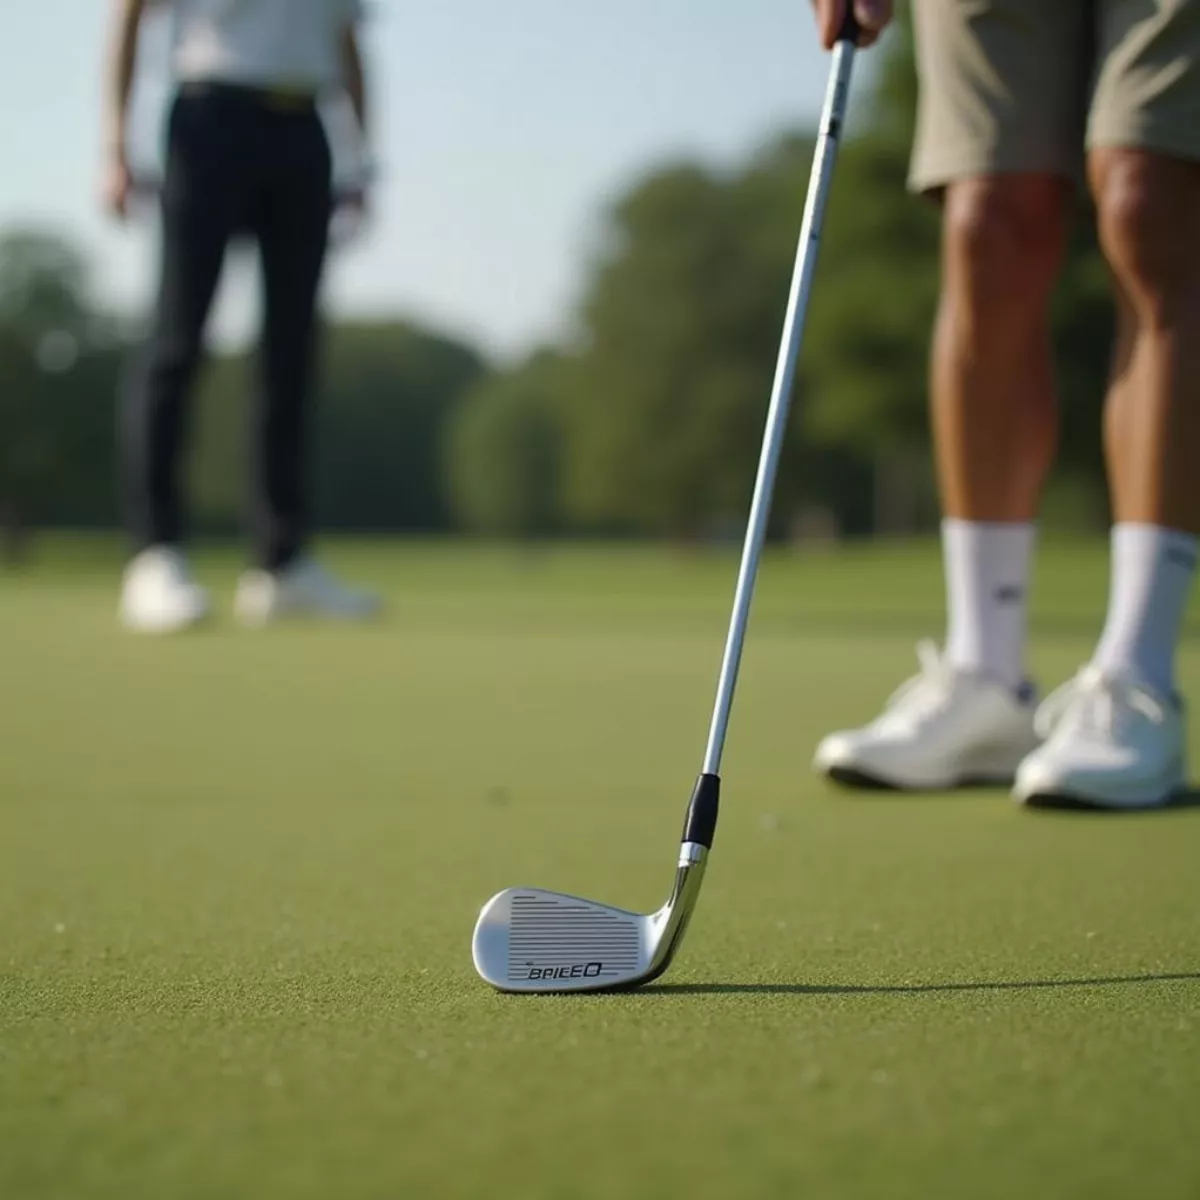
2, 536, 1198, 1199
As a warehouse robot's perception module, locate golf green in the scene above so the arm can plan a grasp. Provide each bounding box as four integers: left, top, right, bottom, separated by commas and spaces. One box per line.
2, 538, 1198, 1199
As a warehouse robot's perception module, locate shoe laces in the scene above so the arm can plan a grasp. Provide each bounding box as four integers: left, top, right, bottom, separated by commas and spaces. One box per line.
880, 640, 958, 724
1035, 667, 1168, 741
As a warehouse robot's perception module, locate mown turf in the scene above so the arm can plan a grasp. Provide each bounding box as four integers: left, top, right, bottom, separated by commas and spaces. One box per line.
2, 537, 1198, 1199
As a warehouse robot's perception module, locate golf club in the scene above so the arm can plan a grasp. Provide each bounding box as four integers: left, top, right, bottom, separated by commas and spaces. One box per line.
472, 12, 861, 994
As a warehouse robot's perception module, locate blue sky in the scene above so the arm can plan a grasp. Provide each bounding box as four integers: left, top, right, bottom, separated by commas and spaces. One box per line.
0, 2, 873, 362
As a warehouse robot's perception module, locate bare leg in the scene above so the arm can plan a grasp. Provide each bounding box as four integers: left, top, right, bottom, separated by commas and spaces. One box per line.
1088, 149, 1200, 694
1092, 150, 1200, 531
931, 175, 1071, 687
932, 175, 1070, 520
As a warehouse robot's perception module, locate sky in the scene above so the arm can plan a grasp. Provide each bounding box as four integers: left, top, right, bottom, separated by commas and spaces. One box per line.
0, 2, 874, 363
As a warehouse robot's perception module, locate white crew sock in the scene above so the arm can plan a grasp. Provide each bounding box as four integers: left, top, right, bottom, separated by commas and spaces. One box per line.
1092, 523, 1197, 695
942, 519, 1036, 691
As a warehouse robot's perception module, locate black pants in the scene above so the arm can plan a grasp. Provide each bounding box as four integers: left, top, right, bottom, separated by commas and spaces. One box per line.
121, 85, 332, 569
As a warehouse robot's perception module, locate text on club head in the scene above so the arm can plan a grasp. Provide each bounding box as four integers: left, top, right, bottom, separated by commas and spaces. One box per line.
524, 962, 604, 981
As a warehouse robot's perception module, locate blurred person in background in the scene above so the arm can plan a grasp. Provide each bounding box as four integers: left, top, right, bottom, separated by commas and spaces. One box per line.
811, 0, 1200, 809
103, 0, 380, 631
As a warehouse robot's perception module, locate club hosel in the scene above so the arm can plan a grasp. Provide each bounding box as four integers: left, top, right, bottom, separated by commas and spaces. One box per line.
681, 773, 720, 849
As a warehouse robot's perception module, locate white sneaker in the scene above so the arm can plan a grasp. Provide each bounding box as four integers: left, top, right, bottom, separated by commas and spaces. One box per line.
120, 546, 210, 634
813, 641, 1039, 790
234, 557, 380, 626
1013, 666, 1186, 810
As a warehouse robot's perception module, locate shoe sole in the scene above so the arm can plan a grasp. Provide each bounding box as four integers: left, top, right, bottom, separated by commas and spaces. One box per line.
1018, 788, 1184, 812
826, 766, 902, 790
1015, 754, 1187, 812
1020, 791, 1110, 811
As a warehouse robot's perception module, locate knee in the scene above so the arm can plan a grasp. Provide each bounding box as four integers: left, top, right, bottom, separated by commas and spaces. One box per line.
942, 177, 1068, 309
1094, 151, 1200, 323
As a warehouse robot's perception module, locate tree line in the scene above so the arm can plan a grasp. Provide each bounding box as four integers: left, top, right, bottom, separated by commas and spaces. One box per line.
0, 18, 1112, 561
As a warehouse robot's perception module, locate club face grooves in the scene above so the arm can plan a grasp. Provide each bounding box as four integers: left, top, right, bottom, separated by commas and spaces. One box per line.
472, 889, 649, 993
507, 893, 642, 984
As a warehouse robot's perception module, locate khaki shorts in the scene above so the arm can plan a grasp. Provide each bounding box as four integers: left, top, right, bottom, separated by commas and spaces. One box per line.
910, 0, 1200, 193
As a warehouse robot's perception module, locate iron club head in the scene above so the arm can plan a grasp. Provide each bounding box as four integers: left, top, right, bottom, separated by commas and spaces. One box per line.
472, 841, 708, 993
472, 774, 719, 994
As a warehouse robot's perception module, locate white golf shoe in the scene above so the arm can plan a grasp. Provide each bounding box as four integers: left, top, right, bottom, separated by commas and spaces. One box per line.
1013, 666, 1186, 810
234, 556, 380, 626
120, 546, 211, 634
813, 641, 1039, 790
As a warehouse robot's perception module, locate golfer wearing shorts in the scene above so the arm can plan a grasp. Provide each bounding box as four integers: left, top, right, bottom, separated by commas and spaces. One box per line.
811, 0, 1200, 809
103, 0, 378, 630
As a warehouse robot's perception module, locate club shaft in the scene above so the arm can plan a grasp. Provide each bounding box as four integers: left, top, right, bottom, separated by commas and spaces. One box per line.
701, 40, 856, 778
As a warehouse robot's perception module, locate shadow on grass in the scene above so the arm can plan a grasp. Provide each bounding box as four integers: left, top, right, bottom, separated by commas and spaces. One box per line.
830, 785, 1200, 812
642, 971, 1200, 997
1020, 789, 1200, 815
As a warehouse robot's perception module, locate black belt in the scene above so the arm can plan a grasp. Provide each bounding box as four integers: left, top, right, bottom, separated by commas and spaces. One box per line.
176, 80, 319, 113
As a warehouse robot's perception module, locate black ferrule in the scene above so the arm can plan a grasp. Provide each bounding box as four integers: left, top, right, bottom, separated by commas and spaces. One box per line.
682, 773, 720, 849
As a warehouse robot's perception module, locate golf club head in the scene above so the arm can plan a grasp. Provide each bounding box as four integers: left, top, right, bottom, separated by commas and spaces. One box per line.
472, 841, 708, 994
473, 889, 652, 993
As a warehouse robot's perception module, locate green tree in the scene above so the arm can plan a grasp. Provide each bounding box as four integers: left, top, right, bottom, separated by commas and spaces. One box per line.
317, 323, 486, 530
0, 230, 92, 343
0, 329, 49, 561
37, 340, 125, 530
448, 351, 567, 537
0, 230, 121, 559
804, 15, 938, 455
190, 321, 487, 535
561, 152, 831, 537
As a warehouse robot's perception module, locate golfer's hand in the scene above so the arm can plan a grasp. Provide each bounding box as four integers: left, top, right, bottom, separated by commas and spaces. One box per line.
339, 185, 369, 217
102, 154, 133, 221
331, 185, 371, 247
811, 0, 892, 49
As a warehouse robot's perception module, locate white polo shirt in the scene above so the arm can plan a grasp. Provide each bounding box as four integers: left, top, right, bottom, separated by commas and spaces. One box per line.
162, 0, 363, 91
